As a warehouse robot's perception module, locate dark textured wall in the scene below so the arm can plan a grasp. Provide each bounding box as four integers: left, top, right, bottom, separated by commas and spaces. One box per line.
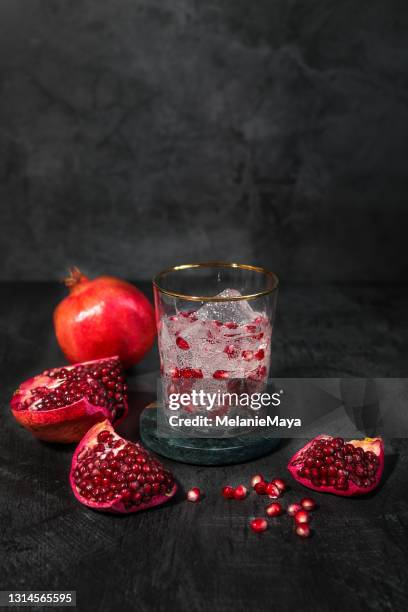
0, 0, 407, 282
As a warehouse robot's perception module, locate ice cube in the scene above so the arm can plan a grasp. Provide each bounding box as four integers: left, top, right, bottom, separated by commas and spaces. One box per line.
194, 289, 259, 324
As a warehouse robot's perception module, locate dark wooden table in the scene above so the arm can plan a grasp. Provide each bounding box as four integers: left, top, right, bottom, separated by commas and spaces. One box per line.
1, 282, 407, 612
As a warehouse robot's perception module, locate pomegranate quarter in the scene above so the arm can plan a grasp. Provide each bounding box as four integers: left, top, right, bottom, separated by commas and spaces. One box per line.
70, 420, 176, 513
10, 357, 128, 443
288, 435, 384, 496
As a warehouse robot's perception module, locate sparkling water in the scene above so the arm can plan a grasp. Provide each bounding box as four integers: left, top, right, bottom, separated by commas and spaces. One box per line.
158, 290, 272, 414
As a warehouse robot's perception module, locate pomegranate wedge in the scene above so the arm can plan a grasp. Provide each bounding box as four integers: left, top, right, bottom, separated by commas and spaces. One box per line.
288, 435, 384, 496
10, 357, 128, 443
70, 420, 177, 513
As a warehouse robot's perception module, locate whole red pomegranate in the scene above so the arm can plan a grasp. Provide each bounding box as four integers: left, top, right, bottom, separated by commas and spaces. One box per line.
54, 268, 156, 368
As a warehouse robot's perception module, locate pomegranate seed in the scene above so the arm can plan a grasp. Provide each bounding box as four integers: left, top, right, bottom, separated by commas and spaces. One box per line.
213, 370, 230, 380
224, 345, 238, 358
294, 510, 310, 524
222, 486, 235, 499
225, 322, 238, 329
271, 478, 286, 493
187, 487, 201, 502
265, 482, 280, 498
295, 524, 311, 538
254, 481, 267, 495
300, 497, 316, 511
250, 518, 268, 533
254, 349, 265, 360
234, 485, 247, 500
287, 503, 302, 516
266, 502, 283, 517
242, 350, 254, 361
176, 337, 190, 350
251, 474, 264, 488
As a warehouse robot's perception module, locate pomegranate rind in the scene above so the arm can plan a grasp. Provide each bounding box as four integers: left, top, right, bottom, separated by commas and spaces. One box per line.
69, 420, 177, 514
287, 434, 384, 497
54, 273, 156, 368
10, 357, 128, 443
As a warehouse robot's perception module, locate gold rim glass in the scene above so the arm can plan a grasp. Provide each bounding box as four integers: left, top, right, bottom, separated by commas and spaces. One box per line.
153, 262, 279, 302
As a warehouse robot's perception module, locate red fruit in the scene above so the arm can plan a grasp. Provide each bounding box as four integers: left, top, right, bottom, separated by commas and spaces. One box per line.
222, 486, 235, 499
294, 510, 310, 525
287, 503, 302, 516
265, 482, 280, 498
295, 524, 311, 538
300, 498, 316, 511
234, 485, 247, 500
251, 474, 264, 488
187, 488, 201, 502
70, 420, 176, 513
54, 267, 156, 368
250, 518, 268, 533
288, 435, 384, 496
266, 502, 283, 517
10, 357, 128, 443
271, 478, 287, 493
254, 481, 267, 495
242, 350, 254, 361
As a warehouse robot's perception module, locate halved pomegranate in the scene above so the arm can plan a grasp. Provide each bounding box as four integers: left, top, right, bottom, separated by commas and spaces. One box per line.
70, 420, 176, 513
288, 435, 384, 496
10, 357, 128, 443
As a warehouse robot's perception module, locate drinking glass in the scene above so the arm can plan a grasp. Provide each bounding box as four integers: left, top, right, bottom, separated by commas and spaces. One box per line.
153, 262, 278, 429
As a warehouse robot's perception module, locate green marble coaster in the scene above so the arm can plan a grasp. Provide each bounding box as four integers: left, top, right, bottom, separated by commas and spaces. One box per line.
140, 404, 281, 466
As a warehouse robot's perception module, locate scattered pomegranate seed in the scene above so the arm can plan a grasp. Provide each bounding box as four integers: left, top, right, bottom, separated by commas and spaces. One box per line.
222, 486, 235, 499
176, 337, 190, 350
254, 481, 267, 495
242, 350, 254, 361
287, 503, 302, 516
234, 485, 247, 500
225, 322, 238, 329
246, 325, 257, 333
294, 509, 310, 525
300, 497, 316, 511
266, 502, 283, 517
250, 518, 268, 533
265, 482, 280, 498
251, 474, 264, 488
271, 478, 287, 493
187, 487, 201, 502
213, 370, 230, 380
295, 524, 311, 538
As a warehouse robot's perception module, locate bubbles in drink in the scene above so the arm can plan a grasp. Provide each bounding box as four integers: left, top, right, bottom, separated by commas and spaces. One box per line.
159, 290, 272, 414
